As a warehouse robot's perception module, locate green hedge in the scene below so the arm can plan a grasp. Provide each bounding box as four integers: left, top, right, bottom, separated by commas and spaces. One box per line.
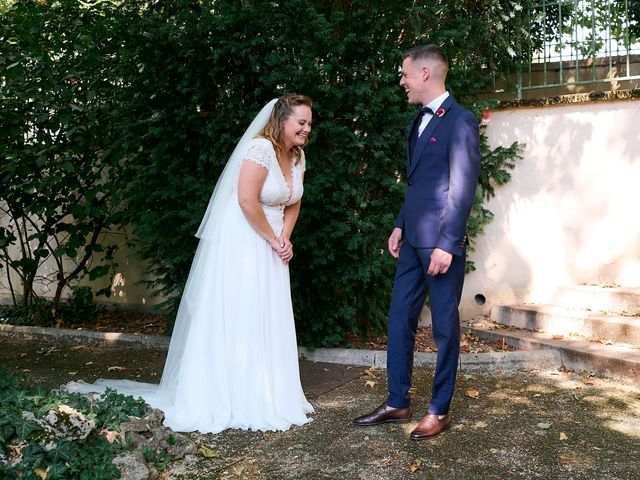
1, 0, 525, 346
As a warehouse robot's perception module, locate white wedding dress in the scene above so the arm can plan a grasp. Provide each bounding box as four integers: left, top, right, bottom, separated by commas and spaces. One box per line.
67, 102, 314, 433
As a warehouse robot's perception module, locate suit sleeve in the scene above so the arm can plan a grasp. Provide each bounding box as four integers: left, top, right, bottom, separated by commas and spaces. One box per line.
394, 205, 405, 230
437, 111, 480, 256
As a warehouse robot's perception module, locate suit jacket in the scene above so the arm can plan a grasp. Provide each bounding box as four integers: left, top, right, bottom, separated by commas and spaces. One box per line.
394, 95, 480, 256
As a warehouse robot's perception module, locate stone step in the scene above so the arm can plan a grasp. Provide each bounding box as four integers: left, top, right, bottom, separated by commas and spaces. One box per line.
490, 304, 640, 346
551, 285, 640, 314
467, 324, 640, 384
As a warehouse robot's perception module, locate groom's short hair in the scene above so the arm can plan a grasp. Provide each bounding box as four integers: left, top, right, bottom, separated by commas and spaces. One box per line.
403, 44, 449, 73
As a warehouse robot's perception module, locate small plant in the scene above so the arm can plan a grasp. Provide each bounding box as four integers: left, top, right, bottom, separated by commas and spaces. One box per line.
141, 444, 174, 472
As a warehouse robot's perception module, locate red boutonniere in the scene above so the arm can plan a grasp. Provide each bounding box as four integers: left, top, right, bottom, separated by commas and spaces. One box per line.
436, 108, 445, 118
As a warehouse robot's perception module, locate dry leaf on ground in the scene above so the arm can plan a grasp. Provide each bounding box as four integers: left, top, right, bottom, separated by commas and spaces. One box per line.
465, 389, 480, 399
197, 446, 219, 458
409, 459, 422, 473
34, 467, 49, 480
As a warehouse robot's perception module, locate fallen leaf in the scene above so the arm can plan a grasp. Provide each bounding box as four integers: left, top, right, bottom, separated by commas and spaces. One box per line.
365, 380, 377, 388
101, 429, 121, 444
107, 366, 127, 372
364, 369, 375, 377
408, 387, 417, 394
409, 459, 422, 473
20, 353, 27, 358
34, 467, 49, 480
537, 422, 553, 430
55, 319, 63, 329
552, 334, 564, 339
472, 421, 487, 429
465, 389, 480, 399
68, 371, 78, 376
584, 380, 596, 385
197, 446, 219, 458
533, 393, 542, 398
490, 448, 498, 453
8, 444, 26, 456
559, 432, 568, 441
85, 362, 93, 366
431, 464, 441, 469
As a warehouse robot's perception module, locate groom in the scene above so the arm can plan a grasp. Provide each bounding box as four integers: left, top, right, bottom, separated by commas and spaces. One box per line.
354, 44, 480, 439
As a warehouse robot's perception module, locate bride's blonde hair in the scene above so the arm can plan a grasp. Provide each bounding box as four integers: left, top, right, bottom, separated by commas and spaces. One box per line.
259, 93, 312, 165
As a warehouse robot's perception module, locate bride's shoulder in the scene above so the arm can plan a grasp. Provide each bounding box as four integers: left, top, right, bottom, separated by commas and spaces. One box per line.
245, 137, 275, 169
248, 137, 274, 150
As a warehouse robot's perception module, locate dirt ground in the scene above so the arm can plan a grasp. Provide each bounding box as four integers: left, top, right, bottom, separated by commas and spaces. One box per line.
66, 310, 512, 354
1, 336, 639, 479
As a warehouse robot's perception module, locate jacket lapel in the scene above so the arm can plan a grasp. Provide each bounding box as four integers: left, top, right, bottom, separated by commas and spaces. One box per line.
406, 113, 422, 171
407, 95, 455, 179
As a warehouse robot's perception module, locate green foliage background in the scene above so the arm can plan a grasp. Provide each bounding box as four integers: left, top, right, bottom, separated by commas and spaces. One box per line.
1, 0, 525, 345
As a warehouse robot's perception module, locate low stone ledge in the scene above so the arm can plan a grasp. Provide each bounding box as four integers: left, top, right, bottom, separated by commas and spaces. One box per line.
298, 347, 560, 372
0, 324, 170, 348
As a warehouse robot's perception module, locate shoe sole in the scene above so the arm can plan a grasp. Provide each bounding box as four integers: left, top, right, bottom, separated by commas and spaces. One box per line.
353, 418, 411, 426
409, 422, 451, 440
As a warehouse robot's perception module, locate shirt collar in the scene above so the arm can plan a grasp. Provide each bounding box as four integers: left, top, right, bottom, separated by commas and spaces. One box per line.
425, 91, 450, 114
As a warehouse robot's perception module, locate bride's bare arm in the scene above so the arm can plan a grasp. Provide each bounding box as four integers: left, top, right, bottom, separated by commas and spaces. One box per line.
237, 161, 283, 252
277, 171, 304, 265
282, 171, 305, 240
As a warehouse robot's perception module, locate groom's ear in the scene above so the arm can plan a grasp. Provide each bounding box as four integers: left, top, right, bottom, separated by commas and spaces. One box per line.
421, 66, 431, 82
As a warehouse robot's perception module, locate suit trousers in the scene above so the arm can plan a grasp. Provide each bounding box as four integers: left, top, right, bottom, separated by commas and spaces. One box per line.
386, 241, 466, 414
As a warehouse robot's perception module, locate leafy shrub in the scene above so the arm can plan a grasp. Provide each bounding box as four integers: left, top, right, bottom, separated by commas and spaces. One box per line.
0, 369, 148, 479
1, 0, 526, 346
108, 0, 524, 345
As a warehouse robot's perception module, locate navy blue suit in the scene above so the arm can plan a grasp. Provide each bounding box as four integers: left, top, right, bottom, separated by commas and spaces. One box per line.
386, 94, 480, 414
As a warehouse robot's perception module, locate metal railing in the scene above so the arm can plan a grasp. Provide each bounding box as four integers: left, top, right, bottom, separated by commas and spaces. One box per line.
511, 0, 640, 98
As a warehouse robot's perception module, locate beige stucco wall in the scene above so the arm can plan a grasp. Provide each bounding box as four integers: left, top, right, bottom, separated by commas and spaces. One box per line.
0, 226, 161, 310
460, 98, 640, 318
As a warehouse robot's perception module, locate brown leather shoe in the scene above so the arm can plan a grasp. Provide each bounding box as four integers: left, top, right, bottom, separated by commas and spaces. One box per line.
353, 402, 411, 426
409, 413, 452, 440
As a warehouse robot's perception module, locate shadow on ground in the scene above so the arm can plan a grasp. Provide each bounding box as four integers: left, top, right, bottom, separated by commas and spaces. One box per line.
1, 337, 639, 479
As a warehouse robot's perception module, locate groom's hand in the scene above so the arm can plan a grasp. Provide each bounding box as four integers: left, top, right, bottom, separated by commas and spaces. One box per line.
388, 228, 403, 259
428, 248, 452, 276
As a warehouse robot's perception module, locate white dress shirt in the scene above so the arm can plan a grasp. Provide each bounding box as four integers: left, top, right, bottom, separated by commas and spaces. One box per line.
418, 91, 450, 137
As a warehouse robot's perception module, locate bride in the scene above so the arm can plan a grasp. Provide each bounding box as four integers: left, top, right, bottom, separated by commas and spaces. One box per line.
68, 94, 314, 433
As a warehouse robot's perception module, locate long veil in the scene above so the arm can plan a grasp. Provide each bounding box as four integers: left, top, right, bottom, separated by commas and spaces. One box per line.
66, 99, 287, 432
195, 98, 277, 241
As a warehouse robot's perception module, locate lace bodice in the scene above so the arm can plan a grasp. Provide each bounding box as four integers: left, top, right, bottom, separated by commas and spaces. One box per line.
243, 138, 305, 209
